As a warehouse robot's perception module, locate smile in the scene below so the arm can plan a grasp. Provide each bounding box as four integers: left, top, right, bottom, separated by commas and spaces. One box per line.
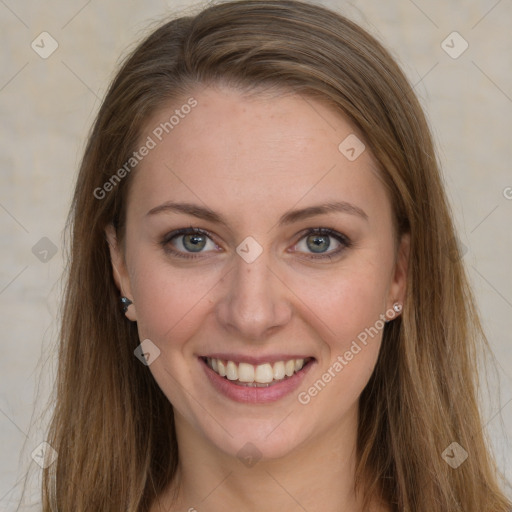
202, 356, 313, 387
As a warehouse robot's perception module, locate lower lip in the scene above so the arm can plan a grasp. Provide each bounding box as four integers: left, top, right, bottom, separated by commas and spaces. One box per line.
200, 358, 315, 404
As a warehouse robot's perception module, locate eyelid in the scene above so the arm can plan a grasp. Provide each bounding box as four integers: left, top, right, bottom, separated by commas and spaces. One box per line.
294, 227, 351, 245
161, 226, 215, 245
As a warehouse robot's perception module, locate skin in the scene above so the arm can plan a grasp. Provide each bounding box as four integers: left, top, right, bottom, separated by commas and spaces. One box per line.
107, 85, 409, 512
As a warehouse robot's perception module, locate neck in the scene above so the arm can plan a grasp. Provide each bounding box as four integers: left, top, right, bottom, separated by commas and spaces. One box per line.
154, 404, 384, 512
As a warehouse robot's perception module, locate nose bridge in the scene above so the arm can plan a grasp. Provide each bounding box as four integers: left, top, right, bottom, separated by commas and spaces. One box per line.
216, 249, 291, 340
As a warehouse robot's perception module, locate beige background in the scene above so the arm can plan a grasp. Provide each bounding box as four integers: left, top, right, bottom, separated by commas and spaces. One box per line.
1, 0, 511, 508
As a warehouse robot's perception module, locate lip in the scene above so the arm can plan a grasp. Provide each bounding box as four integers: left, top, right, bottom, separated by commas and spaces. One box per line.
200, 356, 316, 404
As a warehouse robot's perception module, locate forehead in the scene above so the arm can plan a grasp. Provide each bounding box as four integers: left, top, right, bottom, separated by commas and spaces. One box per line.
127, 86, 390, 227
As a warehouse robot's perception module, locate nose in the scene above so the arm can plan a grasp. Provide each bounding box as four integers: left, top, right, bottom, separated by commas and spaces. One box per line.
215, 252, 293, 341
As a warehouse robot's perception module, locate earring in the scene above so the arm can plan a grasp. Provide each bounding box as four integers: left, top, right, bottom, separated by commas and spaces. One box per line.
120, 297, 133, 312
393, 302, 402, 314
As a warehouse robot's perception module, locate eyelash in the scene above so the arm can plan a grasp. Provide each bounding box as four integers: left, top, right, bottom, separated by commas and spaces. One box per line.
160, 227, 352, 261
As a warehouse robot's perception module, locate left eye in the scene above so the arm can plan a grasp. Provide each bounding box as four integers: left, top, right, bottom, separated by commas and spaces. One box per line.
292, 228, 349, 258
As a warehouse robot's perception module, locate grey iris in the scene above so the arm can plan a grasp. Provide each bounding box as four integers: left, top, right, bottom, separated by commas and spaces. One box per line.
183, 234, 207, 252
307, 234, 330, 253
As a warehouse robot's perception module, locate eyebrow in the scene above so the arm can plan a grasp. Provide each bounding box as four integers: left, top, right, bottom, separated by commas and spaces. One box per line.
146, 200, 368, 226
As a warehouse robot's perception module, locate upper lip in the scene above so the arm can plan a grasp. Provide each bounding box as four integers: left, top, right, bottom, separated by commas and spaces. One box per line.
200, 353, 315, 365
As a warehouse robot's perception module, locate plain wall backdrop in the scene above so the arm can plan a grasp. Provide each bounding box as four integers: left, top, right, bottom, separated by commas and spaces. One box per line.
1, 0, 511, 508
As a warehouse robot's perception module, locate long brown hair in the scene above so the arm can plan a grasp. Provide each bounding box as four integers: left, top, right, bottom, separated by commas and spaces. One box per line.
40, 1, 511, 510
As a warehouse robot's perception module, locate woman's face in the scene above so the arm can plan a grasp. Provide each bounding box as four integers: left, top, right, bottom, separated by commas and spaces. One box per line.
108, 86, 408, 461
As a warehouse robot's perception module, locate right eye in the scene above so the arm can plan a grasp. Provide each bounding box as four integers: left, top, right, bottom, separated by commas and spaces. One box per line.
161, 227, 221, 259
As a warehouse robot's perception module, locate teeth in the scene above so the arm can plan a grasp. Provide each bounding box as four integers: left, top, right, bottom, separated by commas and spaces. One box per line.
226, 361, 238, 381
238, 362, 255, 382
273, 361, 285, 380
206, 357, 309, 384
285, 360, 295, 377
255, 363, 274, 384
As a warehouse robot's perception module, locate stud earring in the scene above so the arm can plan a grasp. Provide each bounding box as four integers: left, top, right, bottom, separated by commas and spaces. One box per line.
393, 302, 403, 314
120, 297, 133, 313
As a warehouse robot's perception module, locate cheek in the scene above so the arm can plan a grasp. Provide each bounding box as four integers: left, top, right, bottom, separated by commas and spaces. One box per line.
127, 252, 220, 348
292, 255, 391, 410
296, 269, 387, 413
296, 260, 390, 349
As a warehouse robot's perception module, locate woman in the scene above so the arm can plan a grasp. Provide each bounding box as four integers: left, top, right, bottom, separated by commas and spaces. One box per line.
42, 0, 511, 510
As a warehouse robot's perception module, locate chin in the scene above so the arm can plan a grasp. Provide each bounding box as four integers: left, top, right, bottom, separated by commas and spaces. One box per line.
197, 413, 318, 463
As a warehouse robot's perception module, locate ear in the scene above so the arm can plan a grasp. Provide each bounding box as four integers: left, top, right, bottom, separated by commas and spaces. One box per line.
387, 232, 410, 315
105, 224, 137, 322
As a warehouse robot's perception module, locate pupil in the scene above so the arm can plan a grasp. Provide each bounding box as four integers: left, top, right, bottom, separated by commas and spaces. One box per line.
307, 234, 330, 253
183, 234, 206, 252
